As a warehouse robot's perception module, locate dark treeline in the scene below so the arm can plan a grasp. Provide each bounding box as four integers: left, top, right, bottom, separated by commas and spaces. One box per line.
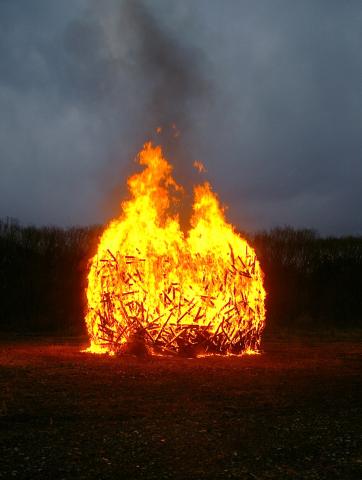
252, 228, 362, 331
0, 219, 102, 335
0, 219, 361, 335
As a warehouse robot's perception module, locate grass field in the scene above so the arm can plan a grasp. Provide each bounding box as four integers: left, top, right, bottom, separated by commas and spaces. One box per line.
0, 333, 361, 479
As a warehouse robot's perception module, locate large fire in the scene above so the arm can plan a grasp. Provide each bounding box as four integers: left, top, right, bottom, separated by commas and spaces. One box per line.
85, 143, 266, 356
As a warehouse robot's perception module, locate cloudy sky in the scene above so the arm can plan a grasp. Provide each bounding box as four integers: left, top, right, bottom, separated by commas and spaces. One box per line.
0, 0, 361, 235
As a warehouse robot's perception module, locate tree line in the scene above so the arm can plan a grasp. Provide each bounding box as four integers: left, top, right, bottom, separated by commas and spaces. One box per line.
0, 219, 361, 335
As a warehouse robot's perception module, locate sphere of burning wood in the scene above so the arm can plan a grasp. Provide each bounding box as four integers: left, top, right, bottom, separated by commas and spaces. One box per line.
85, 143, 266, 356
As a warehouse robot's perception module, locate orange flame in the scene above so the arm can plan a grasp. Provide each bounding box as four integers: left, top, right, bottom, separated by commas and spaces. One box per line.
193, 160, 206, 173
85, 143, 266, 356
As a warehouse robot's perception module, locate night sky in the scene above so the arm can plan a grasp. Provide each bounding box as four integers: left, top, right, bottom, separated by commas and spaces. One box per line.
1, 0, 361, 235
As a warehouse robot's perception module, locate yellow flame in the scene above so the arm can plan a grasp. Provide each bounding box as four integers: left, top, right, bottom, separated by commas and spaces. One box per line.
85, 143, 266, 356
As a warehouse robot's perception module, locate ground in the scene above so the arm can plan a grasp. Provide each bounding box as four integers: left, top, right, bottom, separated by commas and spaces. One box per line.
0, 333, 361, 479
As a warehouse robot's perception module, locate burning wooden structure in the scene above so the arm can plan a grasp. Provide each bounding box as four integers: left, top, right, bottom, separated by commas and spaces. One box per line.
85, 143, 266, 356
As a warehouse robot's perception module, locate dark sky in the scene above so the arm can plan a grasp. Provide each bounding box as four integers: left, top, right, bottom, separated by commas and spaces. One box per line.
0, 0, 361, 235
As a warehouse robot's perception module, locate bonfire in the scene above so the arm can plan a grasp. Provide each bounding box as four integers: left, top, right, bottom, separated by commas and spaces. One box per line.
85, 143, 266, 356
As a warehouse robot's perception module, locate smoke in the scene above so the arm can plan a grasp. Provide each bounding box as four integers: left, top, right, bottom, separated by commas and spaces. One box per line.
63, 0, 210, 148
123, 1, 208, 135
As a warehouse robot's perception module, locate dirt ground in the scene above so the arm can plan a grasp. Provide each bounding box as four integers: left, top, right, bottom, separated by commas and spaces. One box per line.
0, 333, 361, 479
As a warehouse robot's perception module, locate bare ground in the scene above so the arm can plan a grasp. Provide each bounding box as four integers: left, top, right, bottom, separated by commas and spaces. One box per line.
0, 333, 361, 479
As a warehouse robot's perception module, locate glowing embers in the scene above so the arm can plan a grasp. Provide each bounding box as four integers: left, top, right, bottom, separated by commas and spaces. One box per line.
85, 143, 266, 356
